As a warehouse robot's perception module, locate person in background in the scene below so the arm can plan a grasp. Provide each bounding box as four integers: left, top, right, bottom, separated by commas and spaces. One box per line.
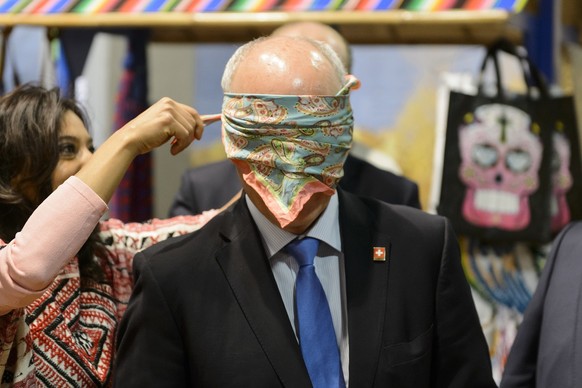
168, 21, 421, 217
0, 85, 223, 386
500, 221, 582, 387
115, 35, 495, 387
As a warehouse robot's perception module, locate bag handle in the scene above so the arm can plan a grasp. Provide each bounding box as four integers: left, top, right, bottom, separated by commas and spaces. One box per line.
491, 38, 550, 99
477, 38, 550, 100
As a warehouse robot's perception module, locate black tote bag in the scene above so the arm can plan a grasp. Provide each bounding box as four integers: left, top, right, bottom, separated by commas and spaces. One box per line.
436, 40, 561, 243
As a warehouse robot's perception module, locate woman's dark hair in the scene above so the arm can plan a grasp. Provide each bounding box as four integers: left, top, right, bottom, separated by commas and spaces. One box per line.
0, 84, 104, 282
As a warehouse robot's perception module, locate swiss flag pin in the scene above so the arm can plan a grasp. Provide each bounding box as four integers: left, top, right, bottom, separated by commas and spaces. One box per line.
372, 247, 386, 262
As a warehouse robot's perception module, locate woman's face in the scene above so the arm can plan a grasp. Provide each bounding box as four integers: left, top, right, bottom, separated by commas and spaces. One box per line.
51, 111, 94, 190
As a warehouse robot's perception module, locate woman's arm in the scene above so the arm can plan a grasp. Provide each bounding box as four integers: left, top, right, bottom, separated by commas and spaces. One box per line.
0, 98, 204, 314
0, 177, 106, 314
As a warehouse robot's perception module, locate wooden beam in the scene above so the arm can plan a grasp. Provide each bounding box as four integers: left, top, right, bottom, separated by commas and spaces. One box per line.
0, 10, 522, 45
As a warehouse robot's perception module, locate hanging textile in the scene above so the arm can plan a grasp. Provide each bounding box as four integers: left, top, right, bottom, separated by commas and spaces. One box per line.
56, 28, 95, 98
2, 26, 55, 93
109, 31, 152, 223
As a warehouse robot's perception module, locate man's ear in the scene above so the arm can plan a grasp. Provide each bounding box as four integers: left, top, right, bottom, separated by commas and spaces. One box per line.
346, 74, 361, 90
337, 75, 361, 95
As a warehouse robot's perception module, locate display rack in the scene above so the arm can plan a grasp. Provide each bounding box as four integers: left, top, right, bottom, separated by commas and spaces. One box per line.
0, 10, 522, 44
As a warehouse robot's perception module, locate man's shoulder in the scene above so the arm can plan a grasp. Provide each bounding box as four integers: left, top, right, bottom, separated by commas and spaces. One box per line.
562, 221, 582, 236
552, 221, 582, 257
183, 159, 236, 179
170, 159, 241, 216
343, 155, 420, 208
339, 189, 443, 232
345, 154, 416, 188
138, 211, 229, 269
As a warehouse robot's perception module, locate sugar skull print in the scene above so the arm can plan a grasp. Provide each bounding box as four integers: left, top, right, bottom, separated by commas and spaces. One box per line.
551, 128, 573, 232
458, 104, 543, 230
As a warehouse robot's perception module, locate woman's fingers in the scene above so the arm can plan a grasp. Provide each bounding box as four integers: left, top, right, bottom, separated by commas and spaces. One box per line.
122, 98, 219, 156
167, 103, 204, 155
201, 114, 221, 126
168, 109, 221, 154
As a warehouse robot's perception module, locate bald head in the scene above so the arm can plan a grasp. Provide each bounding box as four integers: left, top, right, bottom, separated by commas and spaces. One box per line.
272, 22, 351, 72
222, 36, 346, 96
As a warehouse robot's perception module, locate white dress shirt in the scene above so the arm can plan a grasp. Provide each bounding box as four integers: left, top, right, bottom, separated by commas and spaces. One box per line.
245, 193, 350, 385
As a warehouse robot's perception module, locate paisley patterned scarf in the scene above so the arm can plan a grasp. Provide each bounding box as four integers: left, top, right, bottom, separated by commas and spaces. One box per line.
222, 92, 354, 228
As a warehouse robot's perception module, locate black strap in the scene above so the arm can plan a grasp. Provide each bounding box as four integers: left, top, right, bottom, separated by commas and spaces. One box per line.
477, 38, 550, 101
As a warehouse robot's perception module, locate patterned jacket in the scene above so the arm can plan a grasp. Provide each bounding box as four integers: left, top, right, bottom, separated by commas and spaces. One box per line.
0, 212, 217, 387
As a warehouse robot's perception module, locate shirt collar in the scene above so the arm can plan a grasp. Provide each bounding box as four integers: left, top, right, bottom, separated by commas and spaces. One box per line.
245, 192, 341, 258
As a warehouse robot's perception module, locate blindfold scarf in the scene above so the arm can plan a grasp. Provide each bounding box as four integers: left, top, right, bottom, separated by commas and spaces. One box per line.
222, 92, 354, 228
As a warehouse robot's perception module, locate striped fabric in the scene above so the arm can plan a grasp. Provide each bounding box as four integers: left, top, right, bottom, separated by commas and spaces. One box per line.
108, 32, 151, 223
0, 0, 529, 13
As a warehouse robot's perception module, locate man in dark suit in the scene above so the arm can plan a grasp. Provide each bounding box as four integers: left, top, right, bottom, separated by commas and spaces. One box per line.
115, 35, 495, 387
500, 221, 582, 387
168, 22, 421, 217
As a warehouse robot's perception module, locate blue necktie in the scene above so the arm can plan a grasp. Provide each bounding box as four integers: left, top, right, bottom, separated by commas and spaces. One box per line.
286, 237, 345, 388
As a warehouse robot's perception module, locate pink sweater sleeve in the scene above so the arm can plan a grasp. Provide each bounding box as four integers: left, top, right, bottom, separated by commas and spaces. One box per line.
0, 176, 107, 314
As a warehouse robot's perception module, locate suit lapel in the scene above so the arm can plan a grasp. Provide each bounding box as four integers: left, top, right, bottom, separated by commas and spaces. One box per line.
215, 199, 311, 387
339, 190, 390, 387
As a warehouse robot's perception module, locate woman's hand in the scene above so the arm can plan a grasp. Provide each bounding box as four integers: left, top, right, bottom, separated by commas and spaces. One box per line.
76, 98, 213, 203
119, 97, 205, 157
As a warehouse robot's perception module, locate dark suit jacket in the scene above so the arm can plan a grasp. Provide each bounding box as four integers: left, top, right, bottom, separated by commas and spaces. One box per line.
501, 222, 582, 388
168, 154, 421, 216
115, 190, 495, 387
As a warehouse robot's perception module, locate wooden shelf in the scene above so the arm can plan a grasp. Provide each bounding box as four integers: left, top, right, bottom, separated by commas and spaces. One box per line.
0, 10, 522, 44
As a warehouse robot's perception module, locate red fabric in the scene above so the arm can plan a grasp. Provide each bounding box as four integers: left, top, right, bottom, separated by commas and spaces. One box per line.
109, 33, 152, 223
